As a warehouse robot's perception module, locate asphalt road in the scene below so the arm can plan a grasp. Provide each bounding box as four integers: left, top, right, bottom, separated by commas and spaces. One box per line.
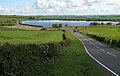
70, 31, 120, 76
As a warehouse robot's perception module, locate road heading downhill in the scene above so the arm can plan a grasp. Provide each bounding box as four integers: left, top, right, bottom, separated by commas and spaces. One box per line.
70, 30, 120, 76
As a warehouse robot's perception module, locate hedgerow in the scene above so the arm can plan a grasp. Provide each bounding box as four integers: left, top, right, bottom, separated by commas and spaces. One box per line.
0, 31, 71, 76
86, 33, 120, 47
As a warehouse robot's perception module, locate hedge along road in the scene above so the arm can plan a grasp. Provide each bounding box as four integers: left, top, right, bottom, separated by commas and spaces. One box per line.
69, 30, 120, 76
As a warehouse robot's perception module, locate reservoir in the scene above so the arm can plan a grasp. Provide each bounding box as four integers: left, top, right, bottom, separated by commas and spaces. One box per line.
21, 20, 119, 27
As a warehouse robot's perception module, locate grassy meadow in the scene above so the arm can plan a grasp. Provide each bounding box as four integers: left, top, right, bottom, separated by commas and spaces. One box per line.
79, 26, 120, 40
0, 30, 63, 44
79, 26, 120, 47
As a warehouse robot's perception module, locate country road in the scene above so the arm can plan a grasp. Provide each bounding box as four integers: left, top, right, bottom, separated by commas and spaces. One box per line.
70, 30, 120, 76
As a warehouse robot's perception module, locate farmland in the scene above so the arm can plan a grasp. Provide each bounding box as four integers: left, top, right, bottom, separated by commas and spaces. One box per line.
79, 26, 120, 47
0, 27, 68, 76
0, 30, 63, 44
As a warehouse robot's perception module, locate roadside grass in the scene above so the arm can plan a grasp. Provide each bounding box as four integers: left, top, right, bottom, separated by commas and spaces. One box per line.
29, 31, 106, 76
0, 31, 63, 44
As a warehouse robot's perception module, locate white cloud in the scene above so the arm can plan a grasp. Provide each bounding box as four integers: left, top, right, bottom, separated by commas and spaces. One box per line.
0, 0, 120, 15
0, 6, 10, 14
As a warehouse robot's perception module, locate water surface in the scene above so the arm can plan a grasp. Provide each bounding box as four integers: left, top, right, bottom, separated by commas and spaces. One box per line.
21, 20, 119, 27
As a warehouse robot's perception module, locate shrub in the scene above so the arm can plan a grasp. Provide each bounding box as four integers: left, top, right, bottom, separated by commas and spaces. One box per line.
117, 40, 120, 47
111, 39, 117, 46
41, 28, 47, 30
65, 24, 68, 27
0, 33, 71, 76
116, 23, 120, 25
89, 22, 99, 26
106, 22, 112, 25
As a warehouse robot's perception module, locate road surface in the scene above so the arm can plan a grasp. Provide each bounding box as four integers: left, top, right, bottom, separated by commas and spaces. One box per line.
70, 31, 120, 76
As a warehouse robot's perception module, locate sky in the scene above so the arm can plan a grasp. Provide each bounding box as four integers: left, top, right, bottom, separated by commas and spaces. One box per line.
0, 0, 120, 15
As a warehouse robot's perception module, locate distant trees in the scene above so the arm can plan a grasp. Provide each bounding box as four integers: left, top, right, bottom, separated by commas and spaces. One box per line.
106, 22, 112, 25
100, 23, 105, 25
52, 24, 62, 28
41, 28, 47, 30
65, 24, 68, 27
90, 22, 113, 26
28, 17, 37, 20
90, 22, 100, 26
116, 22, 120, 25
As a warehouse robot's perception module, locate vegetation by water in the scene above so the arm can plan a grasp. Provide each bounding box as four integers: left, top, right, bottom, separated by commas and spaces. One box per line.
79, 26, 120, 47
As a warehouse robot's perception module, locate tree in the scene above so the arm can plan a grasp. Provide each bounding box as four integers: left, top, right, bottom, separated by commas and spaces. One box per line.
52, 24, 62, 30
59, 24, 62, 28
52, 24, 60, 28
101, 23, 105, 25
116, 22, 120, 25
106, 22, 112, 25
90, 22, 99, 26
65, 24, 68, 27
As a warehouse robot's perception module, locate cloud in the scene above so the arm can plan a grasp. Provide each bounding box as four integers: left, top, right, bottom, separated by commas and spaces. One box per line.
0, 0, 120, 15
0, 6, 10, 14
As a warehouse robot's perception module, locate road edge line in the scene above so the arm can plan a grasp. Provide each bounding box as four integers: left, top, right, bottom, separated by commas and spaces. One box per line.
74, 33, 119, 76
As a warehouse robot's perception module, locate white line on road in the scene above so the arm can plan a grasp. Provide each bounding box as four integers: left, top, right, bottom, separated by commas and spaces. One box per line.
100, 49, 105, 52
95, 46, 100, 49
73, 32, 119, 76
90, 42, 105, 52
96, 42, 106, 46
89, 42, 101, 49
107, 52, 117, 58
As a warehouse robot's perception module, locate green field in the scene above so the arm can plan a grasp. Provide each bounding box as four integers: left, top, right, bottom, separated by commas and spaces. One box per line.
0, 30, 63, 44
79, 26, 120, 47
79, 26, 120, 40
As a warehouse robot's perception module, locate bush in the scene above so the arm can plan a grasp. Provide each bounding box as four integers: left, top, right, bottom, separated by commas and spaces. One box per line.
52, 24, 62, 28
116, 23, 120, 25
41, 28, 47, 30
117, 40, 120, 47
111, 39, 117, 46
106, 22, 112, 25
65, 24, 68, 27
89, 22, 99, 26
0, 34, 71, 76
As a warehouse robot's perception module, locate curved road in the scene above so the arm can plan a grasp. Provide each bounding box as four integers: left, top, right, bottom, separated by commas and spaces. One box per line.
70, 30, 120, 76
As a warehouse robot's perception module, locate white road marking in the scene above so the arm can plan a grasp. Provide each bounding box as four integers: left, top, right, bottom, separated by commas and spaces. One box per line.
96, 42, 106, 46
90, 42, 105, 52
73, 32, 119, 76
100, 49, 105, 52
107, 52, 117, 58
95, 46, 100, 49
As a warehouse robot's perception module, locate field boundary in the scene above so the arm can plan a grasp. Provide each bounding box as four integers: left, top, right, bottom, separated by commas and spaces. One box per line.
73, 32, 119, 76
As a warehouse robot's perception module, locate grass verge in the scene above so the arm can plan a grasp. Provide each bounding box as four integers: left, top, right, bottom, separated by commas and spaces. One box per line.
29, 31, 106, 76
